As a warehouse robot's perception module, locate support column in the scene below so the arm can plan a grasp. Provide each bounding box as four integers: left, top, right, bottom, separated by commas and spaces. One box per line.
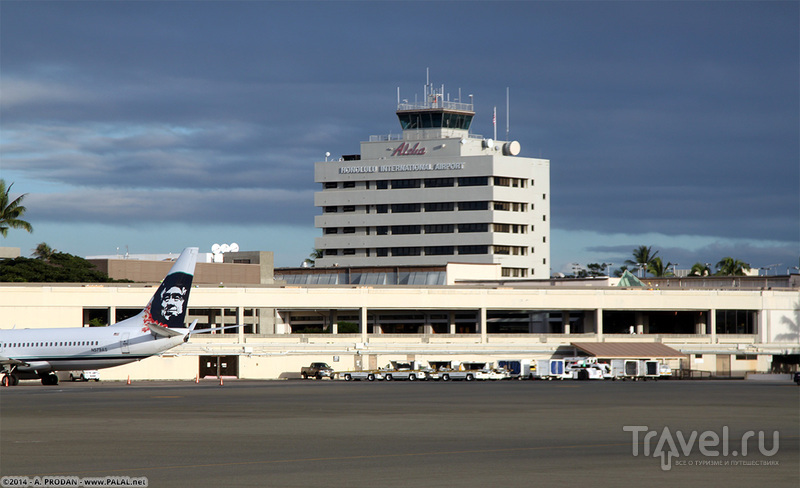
596, 308, 604, 341
479, 308, 487, 343
449, 311, 456, 334
359, 307, 368, 343
331, 309, 338, 335
562, 311, 570, 335
109, 306, 116, 325
709, 309, 717, 344
237, 307, 244, 343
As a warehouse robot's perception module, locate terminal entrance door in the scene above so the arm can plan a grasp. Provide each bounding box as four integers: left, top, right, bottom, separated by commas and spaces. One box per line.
716, 354, 731, 377
200, 355, 239, 378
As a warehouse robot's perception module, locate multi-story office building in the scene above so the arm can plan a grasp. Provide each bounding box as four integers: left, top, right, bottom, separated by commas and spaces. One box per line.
314, 83, 550, 278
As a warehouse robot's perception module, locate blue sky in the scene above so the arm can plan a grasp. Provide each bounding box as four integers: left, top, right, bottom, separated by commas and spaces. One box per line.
1, 1, 798, 275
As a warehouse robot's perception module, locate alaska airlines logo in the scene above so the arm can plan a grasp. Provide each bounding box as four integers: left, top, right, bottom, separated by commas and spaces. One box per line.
143, 272, 193, 329
391, 142, 426, 156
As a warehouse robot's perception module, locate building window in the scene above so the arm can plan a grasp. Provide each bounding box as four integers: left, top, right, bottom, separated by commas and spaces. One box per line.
458, 223, 488, 233
325, 228, 338, 234
494, 246, 510, 255
424, 224, 454, 234
343, 181, 356, 188
425, 246, 454, 256
377, 180, 389, 190
377, 226, 389, 235
376, 205, 388, 214
324, 206, 337, 213
716, 310, 757, 334
458, 176, 489, 186
342, 249, 356, 255
391, 225, 421, 235
424, 202, 455, 212
391, 203, 421, 213
324, 249, 338, 256
342, 227, 355, 234
342, 205, 355, 212
391, 247, 422, 256
377, 248, 389, 257
424, 178, 454, 187
391, 179, 421, 189
458, 245, 488, 255
325, 182, 338, 189
458, 201, 488, 211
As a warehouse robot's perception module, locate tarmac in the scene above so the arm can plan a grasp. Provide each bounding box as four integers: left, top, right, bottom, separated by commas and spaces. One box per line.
1, 379, 798, 487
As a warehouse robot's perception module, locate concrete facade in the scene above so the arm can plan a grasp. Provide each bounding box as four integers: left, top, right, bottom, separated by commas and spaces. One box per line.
1, 281, 797, 381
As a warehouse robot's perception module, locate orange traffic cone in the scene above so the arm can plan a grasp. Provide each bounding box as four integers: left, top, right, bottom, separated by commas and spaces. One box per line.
219, 376, 224, 386
126, 375, 131, 385
195, 374, 199, 384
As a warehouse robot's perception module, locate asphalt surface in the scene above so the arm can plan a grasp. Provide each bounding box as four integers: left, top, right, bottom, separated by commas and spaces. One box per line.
1, 379, 798, 488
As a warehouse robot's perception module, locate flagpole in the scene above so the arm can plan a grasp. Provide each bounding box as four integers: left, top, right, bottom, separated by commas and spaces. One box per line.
493, 106, 497, 141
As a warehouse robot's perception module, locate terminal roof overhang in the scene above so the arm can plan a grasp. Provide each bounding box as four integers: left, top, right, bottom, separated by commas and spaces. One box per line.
570, 342, 687, 359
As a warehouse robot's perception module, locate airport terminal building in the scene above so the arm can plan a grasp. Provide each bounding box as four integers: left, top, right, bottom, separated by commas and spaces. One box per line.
1, 251, 798, 382
314, 83, 549, 279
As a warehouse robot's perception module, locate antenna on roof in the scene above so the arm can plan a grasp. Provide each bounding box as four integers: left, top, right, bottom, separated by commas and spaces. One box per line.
506, 87, 510, 141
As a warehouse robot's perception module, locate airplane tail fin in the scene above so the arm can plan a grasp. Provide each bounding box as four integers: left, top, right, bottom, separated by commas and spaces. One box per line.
114, 247, 199, 330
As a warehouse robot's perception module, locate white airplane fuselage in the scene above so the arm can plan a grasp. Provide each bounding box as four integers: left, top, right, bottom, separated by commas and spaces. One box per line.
0, 325, 186, 375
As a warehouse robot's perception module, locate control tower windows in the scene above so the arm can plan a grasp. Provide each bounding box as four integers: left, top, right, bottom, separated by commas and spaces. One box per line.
397, 110, 473, 130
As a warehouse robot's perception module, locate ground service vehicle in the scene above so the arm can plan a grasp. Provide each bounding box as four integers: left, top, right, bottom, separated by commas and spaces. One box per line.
535, 359, 571, 380
339, 370, 382, 381
380, 361, 427, 381
498, 359, 535, 379
300, 362, 334, 379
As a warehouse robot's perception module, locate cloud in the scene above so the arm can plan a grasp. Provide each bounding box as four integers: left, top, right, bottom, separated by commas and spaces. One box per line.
25, 188, 316, 227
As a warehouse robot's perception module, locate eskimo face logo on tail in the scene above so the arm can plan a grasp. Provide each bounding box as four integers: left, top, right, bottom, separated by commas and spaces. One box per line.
145, 272, 193, 328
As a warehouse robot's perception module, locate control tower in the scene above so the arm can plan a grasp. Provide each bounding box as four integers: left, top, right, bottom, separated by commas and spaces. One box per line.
314, 81, 550, 279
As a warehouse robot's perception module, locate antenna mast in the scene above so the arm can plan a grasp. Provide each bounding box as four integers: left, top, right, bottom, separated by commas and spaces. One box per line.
506, 87, 510, 141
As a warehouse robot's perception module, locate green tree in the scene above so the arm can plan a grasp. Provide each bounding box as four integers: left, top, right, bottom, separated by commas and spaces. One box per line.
585, 263, 606, 277
689, 262, 711, 277
304, 248, 323, 267
0, 179, 33, 238
715, 257, 751, 276
0, 252, 130, 283
33, 242, 56, 262
625, 245, 659, 277
647, 257, 674, 277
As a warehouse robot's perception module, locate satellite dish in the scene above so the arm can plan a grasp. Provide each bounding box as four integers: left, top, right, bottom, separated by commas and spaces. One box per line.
211, 243, 221, 254
483, 138, 494, 149
230, 242, 239, 253
220, 244, 230, 253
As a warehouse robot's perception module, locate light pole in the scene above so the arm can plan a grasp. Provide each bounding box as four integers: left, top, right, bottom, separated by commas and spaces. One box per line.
603, 262, 613, 277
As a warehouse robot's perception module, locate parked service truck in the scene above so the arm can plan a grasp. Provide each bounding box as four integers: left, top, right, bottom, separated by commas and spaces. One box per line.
498, 360, 535, 380
300, 362, 335, 380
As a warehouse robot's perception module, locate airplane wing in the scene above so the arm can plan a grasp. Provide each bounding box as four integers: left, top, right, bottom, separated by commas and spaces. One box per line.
0, 356, 26, 366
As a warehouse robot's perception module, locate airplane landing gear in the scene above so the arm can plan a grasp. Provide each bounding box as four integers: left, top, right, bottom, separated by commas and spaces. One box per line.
2, 374, 20, 386
40, 373, 59, 386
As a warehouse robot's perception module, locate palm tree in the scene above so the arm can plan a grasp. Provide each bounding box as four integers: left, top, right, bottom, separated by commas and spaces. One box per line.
0, 179, 33, 238
647, 257, 674, 277
33, 242, 56, 262
715, 257, 751, 276
625, 245, 659, 277
303, 248, 323, 267
689, 262, 711, 277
